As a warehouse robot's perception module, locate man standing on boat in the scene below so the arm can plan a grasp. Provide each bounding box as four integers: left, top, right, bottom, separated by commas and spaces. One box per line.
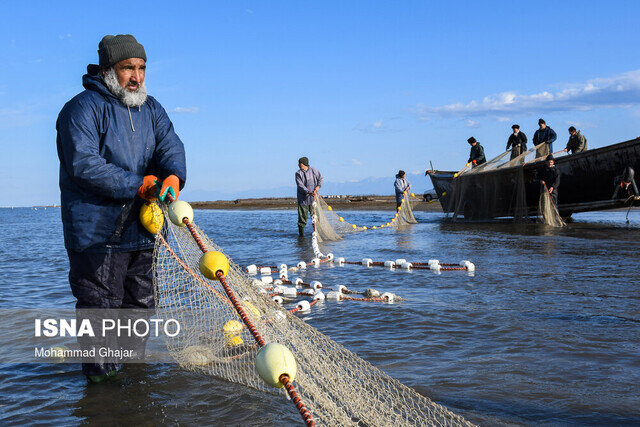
295, 156, 323, 237
506, 124, 527, 161
56, 34, 187, 382
538, 155, 560, 206
467, 137, 486, 167
394, 170, 411, 209
564, 126, 588, 154
533, 118, 557, 158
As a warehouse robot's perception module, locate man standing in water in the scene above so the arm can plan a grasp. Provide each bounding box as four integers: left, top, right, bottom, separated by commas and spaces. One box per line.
56, 34, 186, 382
394, 170, 411, 209
467, 137, 486, 167
533, 118, 557, 158
506, 124, 527, 161
295, 157, 323, 236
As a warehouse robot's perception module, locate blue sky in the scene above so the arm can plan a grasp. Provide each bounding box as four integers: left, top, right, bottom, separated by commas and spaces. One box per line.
2, 1, 640, 206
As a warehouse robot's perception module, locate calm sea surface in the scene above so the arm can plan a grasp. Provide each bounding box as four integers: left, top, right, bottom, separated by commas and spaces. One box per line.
1, 207, 639, 425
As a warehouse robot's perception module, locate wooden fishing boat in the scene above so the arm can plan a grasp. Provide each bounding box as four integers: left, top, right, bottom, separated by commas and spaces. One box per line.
427, 137, 640, 219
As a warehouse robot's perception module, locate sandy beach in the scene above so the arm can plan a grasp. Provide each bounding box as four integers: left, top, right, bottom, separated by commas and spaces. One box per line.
190, 195, 443, 211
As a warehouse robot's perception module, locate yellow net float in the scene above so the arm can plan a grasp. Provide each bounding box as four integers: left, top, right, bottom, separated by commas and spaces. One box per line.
363, 226, 367, 230
223, 320, 244, 347
327, 206, 333, 211
139, 202, 164, 234
199, 251, 229, 280
372, 226, 377, 230
241, 300, 261, 321
411, 193, 415, 197
339, 217, 344, 222
255, 343, 297, 388
352, 224, 356, 229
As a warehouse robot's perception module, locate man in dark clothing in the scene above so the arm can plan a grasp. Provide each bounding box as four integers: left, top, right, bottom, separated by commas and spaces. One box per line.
506, 124, 527, 161
564, 126, 588, 154
533, 118, 557, 158
538, 154, 560, 206
56, 35, 187, 382
295, 156, 323, 236
467, 137, 486, 167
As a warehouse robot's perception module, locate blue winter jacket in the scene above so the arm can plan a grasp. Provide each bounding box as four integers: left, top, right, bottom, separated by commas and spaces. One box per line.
56, 65, 187, 252
533, 126, 557, 151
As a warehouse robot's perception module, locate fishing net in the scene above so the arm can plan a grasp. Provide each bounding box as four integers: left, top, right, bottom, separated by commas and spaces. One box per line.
153, 206, 471, 426
312, 193, 417, 242
538, 184, 565, 227
448, 143, 550, 220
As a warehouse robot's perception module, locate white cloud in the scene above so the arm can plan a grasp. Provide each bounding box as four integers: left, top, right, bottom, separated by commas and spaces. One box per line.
171, 106, 200, 114
351, 158, 362, 166
464, 119, 479, 128
416, 69, 640, 119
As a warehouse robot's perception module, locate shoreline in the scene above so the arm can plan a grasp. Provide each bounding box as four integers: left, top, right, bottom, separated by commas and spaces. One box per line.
190, 195, 444, 211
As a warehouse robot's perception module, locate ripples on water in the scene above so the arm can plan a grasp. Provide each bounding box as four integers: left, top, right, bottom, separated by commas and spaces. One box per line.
1, 207, 639, 425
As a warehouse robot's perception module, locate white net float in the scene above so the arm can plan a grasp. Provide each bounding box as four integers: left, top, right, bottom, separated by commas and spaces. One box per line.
261, 276, 273, 284
364, 288, 380, 298
362, 258, 372, 267
336, 257, 345, 266
326, 253, 334, 261
297, 261, 307, 269
335, 285, 346, 293
260, 267, 272, 276
272, 285, 285, 294
279, 263, 287, 270
430, 264, 442, 274
310, 281, 322, 290
326, 291, 342, 301
384, 260, 395, 269
296, 300, 311, 312
283, 287, 298, 299
428, 259, 440, 268
294, 278, 303, 285
313, 291, 325, 301
252, 279, 263, 287
401, 262, 412, 271
246, 264, 258, 275
311, 258, 320, 267
381, 292, 395, 303
464, 261, 476, 272
299, 289, 315, 296
273, 279, 283, 286
272, 295, 284, 305
395, 259, 407, 266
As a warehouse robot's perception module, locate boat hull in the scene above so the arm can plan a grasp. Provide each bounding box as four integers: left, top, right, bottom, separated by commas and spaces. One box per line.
428, 138, 640, 219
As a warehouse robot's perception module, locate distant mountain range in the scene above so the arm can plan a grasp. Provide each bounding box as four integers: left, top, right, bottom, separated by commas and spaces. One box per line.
182, 172, 432, 202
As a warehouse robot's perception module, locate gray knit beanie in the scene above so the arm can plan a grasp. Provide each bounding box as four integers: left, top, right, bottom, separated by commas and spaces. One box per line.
98, 34, 147, 68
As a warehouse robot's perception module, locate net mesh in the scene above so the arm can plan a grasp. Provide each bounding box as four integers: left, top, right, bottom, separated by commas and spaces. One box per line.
449, 143, 561, 220
538, 185, 565, 227
313, 193, 417, 242
153, 207, 470, 426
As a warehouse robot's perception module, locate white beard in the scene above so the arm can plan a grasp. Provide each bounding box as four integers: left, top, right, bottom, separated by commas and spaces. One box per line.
102, 67, 148, 107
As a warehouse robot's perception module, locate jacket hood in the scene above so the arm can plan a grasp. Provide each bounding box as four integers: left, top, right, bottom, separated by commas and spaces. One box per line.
395, 174, 402, 179
83, 64, 118, 100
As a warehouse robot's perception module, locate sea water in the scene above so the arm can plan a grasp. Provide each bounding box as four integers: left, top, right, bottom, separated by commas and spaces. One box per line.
0, 207, 639, 425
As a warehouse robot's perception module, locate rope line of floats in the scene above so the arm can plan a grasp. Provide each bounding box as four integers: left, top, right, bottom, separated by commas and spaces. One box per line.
321, 189, 419, 231
150, 195, 315, 426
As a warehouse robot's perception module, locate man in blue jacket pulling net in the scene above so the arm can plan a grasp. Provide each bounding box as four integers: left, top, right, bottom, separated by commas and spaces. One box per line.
56, 34, 187, 382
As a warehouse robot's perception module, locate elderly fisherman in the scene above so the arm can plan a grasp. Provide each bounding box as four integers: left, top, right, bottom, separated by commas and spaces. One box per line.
56, 34, 186, 382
